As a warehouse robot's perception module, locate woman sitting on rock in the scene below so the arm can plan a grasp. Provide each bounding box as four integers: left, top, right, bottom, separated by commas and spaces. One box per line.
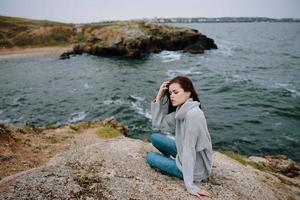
147, 76, 212, 199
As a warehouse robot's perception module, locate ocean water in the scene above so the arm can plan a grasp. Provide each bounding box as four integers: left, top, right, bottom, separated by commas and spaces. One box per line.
0, 23, 299, 161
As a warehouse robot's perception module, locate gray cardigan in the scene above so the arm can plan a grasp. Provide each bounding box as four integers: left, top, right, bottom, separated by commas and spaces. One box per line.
151, 98, 213, 195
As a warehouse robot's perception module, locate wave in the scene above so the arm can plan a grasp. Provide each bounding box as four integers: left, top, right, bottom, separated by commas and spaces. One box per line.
286, 88, 300, 97
282, 52, 300, 59
213, 85, 232, 93
232, 138, 255, 145
274, 109, 300, 119
281, 134, 298, 143
290, 55, 300, 59
159, 51, 182, 63
130, 102, 151, 119
217, 40, 234, 57
227, 74, 251, 84
68, 111, 87, 123
103, 96, 151, 119
84, 83, 90, 89
274, 83, 300, 97
0, 109, 4, 115
103, 99, 126, 105
191, 71, 203, 75
11, 96, 26, 106
129, 95, 144, 102
166, 68, 192, 78
69, 88, 78, 93
129, 95, 151, 119
244, 119, 262, 124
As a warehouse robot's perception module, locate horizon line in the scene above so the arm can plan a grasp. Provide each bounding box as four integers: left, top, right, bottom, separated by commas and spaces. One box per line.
1, 15, 300, 24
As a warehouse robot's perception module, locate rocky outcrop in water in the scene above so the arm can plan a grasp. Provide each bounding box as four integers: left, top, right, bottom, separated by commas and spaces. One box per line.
60, 21, 217, 59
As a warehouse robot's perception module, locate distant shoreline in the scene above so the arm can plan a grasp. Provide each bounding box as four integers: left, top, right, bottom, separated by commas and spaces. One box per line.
152, 17, 300, 23
0, 46, 72, 59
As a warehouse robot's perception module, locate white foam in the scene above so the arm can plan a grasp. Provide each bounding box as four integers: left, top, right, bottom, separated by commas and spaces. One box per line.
103, 99, 126, 105
159, 51, 181, 63
166, 68, 192, 78
282, 135, 297, 142
274, 83, 300, 97
226, 74, 251, 84
130, 102, 151, 119
12, 96, 24, 106
273, 122, 282, 128
0, 109, 4, 115
191, 71, 203, 75
218, 40, 234, 57
286, 88, 300, 97
84, 83, 90, 89
68, 111, 87, 123
130, 95, 144, 101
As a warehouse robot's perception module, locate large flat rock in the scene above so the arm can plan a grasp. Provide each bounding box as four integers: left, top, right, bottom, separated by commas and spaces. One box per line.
0, 132, 299, 200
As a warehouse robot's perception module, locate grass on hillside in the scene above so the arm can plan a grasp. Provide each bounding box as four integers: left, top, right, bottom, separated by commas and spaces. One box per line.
0, 15, 76, 48
222, 151, 267, 171
97, 125, 123, 139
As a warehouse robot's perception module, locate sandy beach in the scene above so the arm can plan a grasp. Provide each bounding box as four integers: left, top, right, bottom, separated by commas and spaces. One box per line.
0, 46, 73, 59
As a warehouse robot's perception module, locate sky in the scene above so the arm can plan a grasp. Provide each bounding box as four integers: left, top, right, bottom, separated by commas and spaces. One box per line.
0, 0, 299, 23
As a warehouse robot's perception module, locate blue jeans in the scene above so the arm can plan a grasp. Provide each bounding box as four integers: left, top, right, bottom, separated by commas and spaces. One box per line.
146, 133, 183, 179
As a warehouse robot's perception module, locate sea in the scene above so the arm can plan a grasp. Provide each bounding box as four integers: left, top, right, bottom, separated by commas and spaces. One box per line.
0, 23, 299, 161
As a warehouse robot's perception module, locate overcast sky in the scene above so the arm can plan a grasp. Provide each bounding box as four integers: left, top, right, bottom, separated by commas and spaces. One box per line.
1, 0, 299, 23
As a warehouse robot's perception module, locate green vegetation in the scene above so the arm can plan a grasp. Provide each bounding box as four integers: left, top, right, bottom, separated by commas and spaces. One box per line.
18, 124, 37, 134
69, 124, 79, 132
0, 15, 76, 48
45, 135, 58, 144
97, 125, 122, 139
138, 21, 167, 41
76, 31, 85, 43
85, 21, 119, 30
45, 124, 56, 129
139, 23, 152, 35
223, 151, 266, 170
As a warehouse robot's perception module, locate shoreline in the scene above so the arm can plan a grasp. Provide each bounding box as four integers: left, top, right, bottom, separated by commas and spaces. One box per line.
0, 46, 72, 59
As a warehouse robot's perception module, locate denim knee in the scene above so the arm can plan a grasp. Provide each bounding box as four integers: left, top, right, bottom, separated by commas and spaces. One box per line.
150, 132, 164, 146
146, 152, 183, 179
150, 133, 161, 143
146, 152, 158, 167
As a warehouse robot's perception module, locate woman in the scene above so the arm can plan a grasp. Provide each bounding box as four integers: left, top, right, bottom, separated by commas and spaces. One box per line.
146, 76, 212, 199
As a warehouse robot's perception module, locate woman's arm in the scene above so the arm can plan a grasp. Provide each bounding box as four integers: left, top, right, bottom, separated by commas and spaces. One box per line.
151, 98, 175, 133
150, 81, 175, 133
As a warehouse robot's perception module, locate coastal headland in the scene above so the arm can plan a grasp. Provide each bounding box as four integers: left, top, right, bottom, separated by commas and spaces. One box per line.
0, 15, 217, 59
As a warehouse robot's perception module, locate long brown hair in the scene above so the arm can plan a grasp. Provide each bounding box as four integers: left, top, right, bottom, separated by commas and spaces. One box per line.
163, 76, 202, 113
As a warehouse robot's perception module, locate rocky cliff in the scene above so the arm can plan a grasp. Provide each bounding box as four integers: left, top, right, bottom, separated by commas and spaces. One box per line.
0, 120, 299, 200
60, 21, 217, 59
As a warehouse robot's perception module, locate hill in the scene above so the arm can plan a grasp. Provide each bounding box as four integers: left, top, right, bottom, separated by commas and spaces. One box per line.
0, 15, 76, 48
